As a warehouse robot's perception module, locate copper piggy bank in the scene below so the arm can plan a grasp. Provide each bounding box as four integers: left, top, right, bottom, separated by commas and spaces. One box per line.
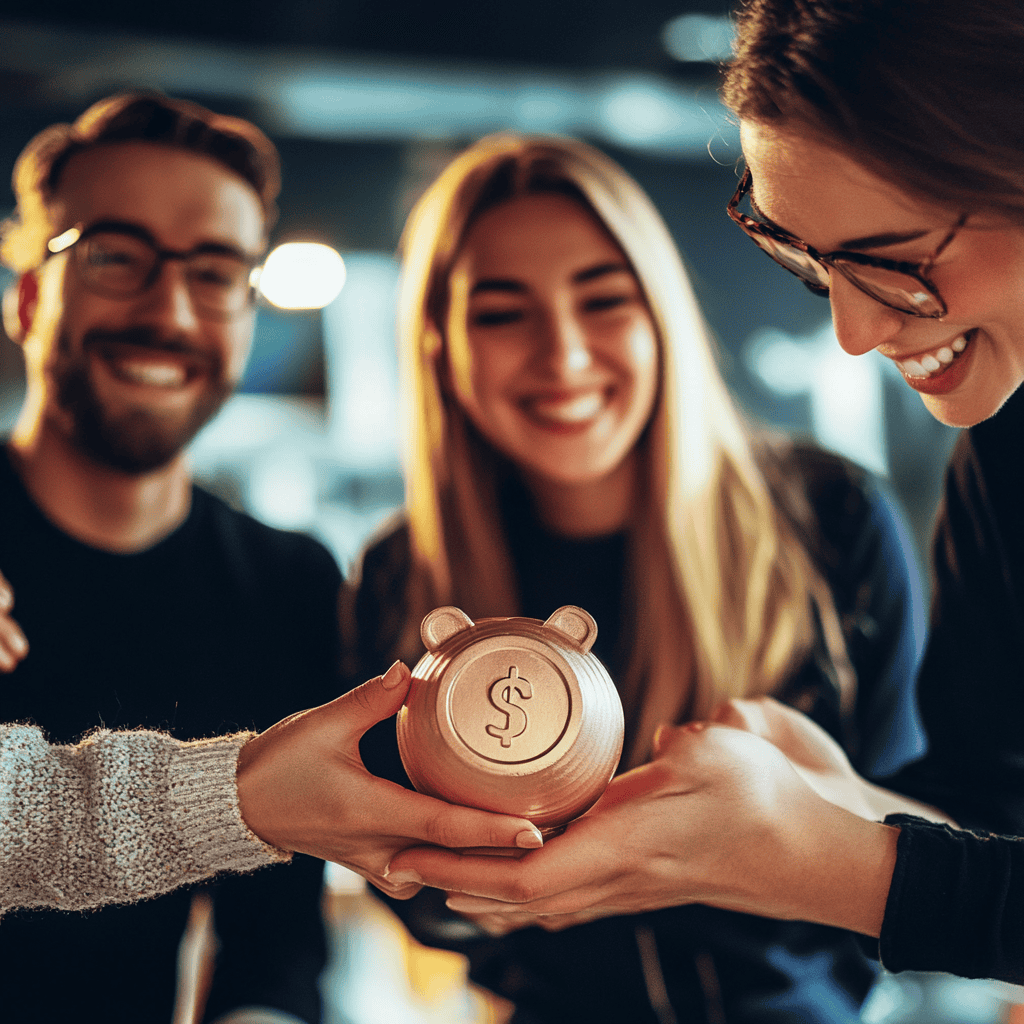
397, 605, 624, 834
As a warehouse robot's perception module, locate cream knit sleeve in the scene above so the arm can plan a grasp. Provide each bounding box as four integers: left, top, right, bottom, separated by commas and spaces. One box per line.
0, 724, 290, 915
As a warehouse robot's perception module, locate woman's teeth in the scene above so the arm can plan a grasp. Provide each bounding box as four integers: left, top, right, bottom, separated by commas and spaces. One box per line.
896, 334, 969, 379
528, 392, 604, 424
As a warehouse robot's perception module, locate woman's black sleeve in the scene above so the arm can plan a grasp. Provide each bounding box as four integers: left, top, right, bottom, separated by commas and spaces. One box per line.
880, 388, 1024, 982
881, 814, 1024, 983
887, 391, 1024, 835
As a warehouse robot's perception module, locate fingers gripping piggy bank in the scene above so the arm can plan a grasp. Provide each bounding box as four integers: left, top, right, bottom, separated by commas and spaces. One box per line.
397, 605, 624, 835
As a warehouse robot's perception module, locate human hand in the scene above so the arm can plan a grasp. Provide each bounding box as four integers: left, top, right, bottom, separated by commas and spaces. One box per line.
711, 697, 876, 818
387, 720, 898, 937
235, 661, 544, 899
0, 570, 29, 672
448, 702, 877, 936
714, 697, 955, 825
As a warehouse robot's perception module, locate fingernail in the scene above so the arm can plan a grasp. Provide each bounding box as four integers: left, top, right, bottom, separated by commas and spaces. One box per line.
381, 660, 405, 690
515, 829, 543, 849
10, 631, 27, 655
385, 870, 421, 886
0, 586, 11, 610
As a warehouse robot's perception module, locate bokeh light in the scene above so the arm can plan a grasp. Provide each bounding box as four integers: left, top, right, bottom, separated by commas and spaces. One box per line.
661, 13, 735, 63
257, 242, 347, 310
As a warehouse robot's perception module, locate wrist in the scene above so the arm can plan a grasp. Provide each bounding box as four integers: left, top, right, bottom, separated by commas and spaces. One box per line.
794, 806, 899, 936
719, 797, 898, 934
234, 732, 279, 849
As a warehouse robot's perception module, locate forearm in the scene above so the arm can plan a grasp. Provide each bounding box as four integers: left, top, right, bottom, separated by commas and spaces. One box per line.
722, 801, 899, 938
0, 724, 287, 915
787, 806, 899, 937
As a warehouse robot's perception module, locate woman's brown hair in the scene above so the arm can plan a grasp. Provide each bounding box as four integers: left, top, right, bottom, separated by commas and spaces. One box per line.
723, 0, 1024, 223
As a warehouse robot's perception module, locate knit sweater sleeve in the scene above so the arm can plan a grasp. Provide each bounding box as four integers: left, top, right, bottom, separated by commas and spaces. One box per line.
0, 724, 289, 915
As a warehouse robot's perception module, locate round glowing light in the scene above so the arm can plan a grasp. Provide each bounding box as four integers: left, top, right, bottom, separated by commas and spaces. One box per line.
257, 242, 347, 310
662, 14, 735, 63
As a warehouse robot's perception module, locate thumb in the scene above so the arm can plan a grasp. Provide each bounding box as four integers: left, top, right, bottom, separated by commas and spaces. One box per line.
711, 697, 774, 738
336, 661, 413, 738
652, 720, 705, 757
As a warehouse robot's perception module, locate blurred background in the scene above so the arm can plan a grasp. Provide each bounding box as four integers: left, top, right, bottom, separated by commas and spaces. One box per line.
0, 0, 963, 576
0, 2, 990, 1022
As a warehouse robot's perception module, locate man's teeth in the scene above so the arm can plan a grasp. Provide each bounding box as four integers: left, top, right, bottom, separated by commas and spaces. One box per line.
529, 392, 604, 423
114, 360, 188, 388
896, 335, 968, 379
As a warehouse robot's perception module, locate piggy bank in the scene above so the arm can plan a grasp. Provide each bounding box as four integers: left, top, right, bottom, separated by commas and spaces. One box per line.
397, 605, 624, 834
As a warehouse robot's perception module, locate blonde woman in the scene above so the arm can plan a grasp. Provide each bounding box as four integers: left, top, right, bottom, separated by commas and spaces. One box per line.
349, 134, 930, 1023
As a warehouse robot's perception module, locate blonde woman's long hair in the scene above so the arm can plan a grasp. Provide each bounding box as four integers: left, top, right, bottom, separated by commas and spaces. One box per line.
394, 133, 839, 765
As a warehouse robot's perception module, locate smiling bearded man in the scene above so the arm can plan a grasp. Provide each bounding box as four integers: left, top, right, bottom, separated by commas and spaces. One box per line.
0, 93, 341, 1024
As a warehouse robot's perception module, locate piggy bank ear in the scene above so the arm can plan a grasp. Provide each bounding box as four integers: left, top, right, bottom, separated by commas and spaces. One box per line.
421, 606, 475, 651
544, 606, 598, 654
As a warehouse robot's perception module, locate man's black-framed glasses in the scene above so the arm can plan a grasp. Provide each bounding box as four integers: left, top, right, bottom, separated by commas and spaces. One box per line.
727, 168, 965, 319
47, 221, 261, 320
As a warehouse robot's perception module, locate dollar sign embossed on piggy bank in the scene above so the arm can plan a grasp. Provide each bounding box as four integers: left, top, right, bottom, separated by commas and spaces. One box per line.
397, 605, 625, 834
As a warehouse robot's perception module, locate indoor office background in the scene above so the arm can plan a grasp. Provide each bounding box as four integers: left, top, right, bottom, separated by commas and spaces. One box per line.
0, 3, 1000, 1022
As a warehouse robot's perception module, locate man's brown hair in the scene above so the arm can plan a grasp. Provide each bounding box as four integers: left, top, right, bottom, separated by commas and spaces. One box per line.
1, 92, 281, 272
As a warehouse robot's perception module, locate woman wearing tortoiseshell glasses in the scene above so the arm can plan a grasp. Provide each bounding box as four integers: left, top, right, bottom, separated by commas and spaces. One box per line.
714, 0, 1024, 986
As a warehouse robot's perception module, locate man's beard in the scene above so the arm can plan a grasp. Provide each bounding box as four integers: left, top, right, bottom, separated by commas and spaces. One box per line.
53, 326, 234, 475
